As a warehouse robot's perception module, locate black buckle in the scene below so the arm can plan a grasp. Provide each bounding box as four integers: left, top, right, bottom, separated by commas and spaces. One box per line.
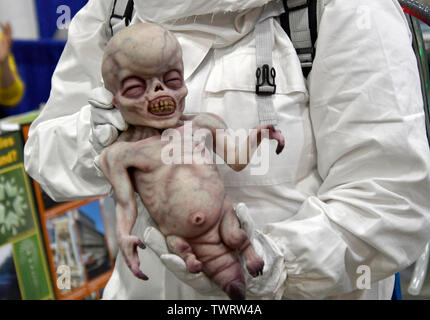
287, 0, 310, 11
256, 64, 276, 95
296, 47, 315, 60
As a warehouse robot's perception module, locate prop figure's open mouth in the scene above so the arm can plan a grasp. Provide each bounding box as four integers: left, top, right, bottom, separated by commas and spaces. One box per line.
148, 97, 176, 116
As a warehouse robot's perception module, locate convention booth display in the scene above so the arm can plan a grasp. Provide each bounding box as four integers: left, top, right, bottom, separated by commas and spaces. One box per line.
0, 115, 54, 300
0, 112, 115, 300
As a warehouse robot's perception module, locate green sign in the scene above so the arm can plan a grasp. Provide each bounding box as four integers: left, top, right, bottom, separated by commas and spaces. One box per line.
13, 234, 51, 300
0, 166, 35, 245
0, 129, 54, 300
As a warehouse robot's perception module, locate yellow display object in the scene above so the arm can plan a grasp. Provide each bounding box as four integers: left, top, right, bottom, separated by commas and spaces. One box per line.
0, 32, 24, 107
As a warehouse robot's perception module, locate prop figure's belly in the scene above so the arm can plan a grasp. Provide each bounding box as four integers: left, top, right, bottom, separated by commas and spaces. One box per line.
134, 163, 226, 238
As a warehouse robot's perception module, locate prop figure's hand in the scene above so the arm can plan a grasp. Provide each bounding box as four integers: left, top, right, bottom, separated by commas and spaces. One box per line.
234, 203, 287, 299
88, 87, 128, 175
254, 124, 285, 154
118, 234, 148, 280
143, 227, 224, 296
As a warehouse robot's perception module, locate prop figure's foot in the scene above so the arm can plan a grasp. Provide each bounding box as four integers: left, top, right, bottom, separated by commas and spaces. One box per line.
165, 234, 202, 273
219, 203, 265, 278
119, 235, 148, 280
225, 281, 246, 300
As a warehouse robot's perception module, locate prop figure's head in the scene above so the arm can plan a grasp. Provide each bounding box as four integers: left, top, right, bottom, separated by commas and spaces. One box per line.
102, 23, 187, 129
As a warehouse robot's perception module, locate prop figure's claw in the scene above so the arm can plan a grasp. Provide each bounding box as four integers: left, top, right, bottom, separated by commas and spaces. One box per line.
132, 266, 149, 281
129, 256, 149, 281
276, 142, 284, 155
137, 239, 146, 250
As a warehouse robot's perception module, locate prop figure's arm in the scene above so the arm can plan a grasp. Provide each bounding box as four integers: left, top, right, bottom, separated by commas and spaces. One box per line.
189, 113, 285, 171
98, 139, 153, 280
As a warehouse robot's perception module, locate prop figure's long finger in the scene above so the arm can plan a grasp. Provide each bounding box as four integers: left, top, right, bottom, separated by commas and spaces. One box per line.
129, 238, 148, 281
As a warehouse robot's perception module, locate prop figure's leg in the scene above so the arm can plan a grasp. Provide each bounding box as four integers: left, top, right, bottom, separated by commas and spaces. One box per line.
220, 200, 264, 277
166, 235, 203, 273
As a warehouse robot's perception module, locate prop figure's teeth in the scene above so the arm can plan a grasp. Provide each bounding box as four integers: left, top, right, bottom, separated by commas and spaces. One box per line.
149, 98, 176, 116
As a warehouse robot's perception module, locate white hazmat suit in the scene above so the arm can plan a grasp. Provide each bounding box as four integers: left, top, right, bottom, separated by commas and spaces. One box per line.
24, 0, 430, 299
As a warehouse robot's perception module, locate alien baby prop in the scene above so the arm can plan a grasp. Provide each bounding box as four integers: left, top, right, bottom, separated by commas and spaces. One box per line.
99, 23, 285, 300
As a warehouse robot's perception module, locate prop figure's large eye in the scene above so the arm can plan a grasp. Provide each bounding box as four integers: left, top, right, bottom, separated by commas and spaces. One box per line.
164, 70, 183, 89
122, 77, 146, 98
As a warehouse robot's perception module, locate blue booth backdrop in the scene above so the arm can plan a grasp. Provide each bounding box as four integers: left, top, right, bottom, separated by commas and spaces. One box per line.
4, 0, 88, 117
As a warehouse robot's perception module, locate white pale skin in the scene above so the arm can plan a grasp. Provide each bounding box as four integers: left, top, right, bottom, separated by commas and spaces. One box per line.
100, 23, 285, 300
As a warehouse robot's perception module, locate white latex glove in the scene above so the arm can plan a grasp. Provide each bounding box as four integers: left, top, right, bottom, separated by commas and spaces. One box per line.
143, 226, 223, 296
143, 203, 287, 299
234, 203, 287, 299
88, 86, 128, 175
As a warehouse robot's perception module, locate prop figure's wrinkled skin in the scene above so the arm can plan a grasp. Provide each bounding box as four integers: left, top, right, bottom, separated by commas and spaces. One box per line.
100, 23, 285, 300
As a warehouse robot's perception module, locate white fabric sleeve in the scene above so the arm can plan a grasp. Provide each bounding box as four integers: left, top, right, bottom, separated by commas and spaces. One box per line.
24, 0, 112, 201
264, 0, 430, 299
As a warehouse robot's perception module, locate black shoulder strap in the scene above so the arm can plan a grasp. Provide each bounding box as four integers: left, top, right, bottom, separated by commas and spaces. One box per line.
407, 14, 430, 145
123, 0, 135, 26
280, 0, 319, 77
109, 0, 135, 37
